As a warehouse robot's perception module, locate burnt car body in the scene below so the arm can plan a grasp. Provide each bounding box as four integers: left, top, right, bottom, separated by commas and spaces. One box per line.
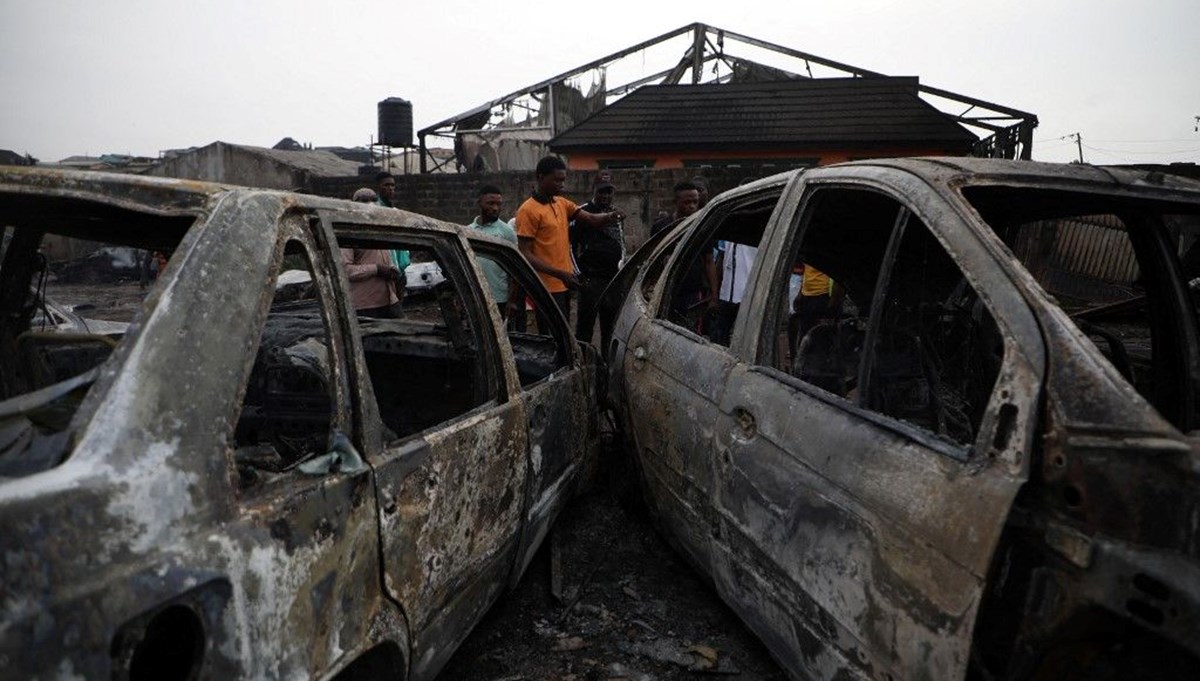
0, 168, 598, 680
601, 158, 1200, 680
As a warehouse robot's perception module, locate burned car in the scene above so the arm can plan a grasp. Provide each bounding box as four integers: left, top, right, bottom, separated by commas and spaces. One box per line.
602, 158, 1200, 680
0, 168, 598, 679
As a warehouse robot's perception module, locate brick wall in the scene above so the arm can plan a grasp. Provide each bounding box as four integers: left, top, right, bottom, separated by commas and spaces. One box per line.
310, 164, 794, 251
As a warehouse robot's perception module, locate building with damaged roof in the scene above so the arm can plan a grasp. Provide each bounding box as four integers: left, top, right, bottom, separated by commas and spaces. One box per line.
417, 23, 1036, 173
548, 77, 980, 170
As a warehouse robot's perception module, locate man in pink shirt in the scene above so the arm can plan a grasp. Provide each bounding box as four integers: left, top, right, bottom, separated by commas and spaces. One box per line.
341, 247, 403, 318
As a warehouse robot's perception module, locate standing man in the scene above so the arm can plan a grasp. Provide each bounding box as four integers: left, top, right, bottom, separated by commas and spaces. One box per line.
374, 171, 411, 288
341, 247, 404, 318
375, 171, 397, 207
652, 181, 710, 333
652, 181, 701, 234
467, 185, 521, 322
570, 171, 625, 340
515, 156, 622, 320
708, 240, 758, 346
691, 175, 711, 209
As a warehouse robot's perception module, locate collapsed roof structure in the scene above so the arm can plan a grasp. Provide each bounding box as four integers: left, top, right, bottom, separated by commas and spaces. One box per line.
417, 23, 1038, 173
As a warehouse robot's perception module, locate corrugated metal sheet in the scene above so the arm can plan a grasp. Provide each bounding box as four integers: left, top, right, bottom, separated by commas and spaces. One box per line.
1012, 214, 1140, 304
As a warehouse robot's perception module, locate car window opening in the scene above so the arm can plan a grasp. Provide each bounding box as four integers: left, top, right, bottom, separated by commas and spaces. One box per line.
964, 186, 1200, 430
336, 236, 500, 444
473, 247, 571, 388
233, 240, 338, 487
0, 196, 192, 477
767, 187, 1002, 447
663, 193, 778, 346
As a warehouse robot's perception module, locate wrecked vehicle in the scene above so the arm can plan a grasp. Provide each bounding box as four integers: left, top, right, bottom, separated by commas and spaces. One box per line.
601, 158, 1200, 680
0, 167, 598, 679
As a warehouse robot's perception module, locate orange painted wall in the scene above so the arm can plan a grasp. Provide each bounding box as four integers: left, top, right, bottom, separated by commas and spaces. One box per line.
563, 145, 966, 170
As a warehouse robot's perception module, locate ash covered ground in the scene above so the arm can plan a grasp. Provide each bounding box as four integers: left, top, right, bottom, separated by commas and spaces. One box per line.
440, 487, 785, 681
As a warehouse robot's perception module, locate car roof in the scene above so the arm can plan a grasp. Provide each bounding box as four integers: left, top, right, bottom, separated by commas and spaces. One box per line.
0, 166, 487, 241
836, 156, 1200, 197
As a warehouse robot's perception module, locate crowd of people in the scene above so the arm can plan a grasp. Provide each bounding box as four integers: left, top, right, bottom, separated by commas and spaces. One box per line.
340, 158, 839, 355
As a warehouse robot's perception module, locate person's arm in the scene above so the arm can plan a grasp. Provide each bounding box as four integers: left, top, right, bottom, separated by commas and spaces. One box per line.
829, 281, 845, 309
706, 247, 723, 307
342, 248, 398, 282
519, 237, 578, 286
504, 277, 522, 318
571, 207, 624, 230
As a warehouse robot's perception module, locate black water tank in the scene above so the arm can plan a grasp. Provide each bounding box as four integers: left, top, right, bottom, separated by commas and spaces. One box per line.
378, 97, 412, 148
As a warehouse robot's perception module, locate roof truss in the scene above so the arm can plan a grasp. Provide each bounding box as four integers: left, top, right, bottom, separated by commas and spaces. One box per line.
417, 23, 1037, 171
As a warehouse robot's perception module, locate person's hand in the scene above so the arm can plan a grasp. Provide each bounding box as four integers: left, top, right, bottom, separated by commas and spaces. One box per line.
376, 264, 402, 281
706, 294, 719, 309
608, 210, 625, 224
559, 270, 580, 288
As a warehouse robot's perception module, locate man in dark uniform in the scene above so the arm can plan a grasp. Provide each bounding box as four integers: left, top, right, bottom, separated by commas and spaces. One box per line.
570, 171, 626, 340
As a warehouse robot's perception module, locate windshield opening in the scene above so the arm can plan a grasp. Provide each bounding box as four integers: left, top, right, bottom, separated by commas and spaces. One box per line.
0, 193, 195, 476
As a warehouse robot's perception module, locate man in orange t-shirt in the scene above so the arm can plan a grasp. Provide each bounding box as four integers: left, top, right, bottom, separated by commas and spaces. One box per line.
515, 156, 623, 319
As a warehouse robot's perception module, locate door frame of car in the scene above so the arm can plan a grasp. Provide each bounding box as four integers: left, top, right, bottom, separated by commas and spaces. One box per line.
321, 212, 529, 680
463, 235, 596, 587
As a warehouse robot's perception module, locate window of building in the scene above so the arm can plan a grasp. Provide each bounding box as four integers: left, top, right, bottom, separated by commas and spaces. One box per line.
683, 158, 818, 170
598, 159, 655, 170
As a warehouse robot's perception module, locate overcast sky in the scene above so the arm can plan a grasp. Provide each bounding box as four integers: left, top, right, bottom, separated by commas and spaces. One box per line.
2, 0, 1197, 166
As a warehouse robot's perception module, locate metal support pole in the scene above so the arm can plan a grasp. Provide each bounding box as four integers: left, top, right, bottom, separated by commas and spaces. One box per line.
692, 24, 706, 84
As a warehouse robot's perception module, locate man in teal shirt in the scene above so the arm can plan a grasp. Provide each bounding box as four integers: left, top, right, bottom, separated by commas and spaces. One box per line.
468, 185, 520, 325
375, 170, 411, 274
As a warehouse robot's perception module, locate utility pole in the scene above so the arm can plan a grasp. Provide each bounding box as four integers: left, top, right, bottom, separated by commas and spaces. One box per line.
1070, 132, 1084, 163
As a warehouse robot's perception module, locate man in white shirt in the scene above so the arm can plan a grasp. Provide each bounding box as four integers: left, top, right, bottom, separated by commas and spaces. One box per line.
707, 240, 757, 346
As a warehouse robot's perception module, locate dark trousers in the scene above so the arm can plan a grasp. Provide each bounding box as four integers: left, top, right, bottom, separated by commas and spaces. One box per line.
501, 301, 527, 333
705, 300, 740, 346
575, 271, 615, 341
550, 291, 571, 324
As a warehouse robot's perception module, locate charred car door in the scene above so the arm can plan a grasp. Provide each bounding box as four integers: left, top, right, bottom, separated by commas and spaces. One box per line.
622, 180, 789, 573
216, 212, 387, 678
711, 171, 1044, 679
466, 236, 594, 581
329, 223, 527, 680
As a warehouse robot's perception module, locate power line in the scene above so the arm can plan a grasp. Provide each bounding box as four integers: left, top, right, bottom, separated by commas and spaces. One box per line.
1083, 144, 1200, 156
1088, 138, 1197, 144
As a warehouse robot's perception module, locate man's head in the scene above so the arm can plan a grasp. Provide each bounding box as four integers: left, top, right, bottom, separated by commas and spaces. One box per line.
593, 170, 615, 208
672, 181, 701, 219
534, 156, 568, 197
352, 187, 378, 203
477, 184, 504, 223
690, 175, 710, 208
375, 171, 396, 203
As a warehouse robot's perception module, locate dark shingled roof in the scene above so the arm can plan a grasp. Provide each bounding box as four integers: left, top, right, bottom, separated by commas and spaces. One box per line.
549, 77, 978, 153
